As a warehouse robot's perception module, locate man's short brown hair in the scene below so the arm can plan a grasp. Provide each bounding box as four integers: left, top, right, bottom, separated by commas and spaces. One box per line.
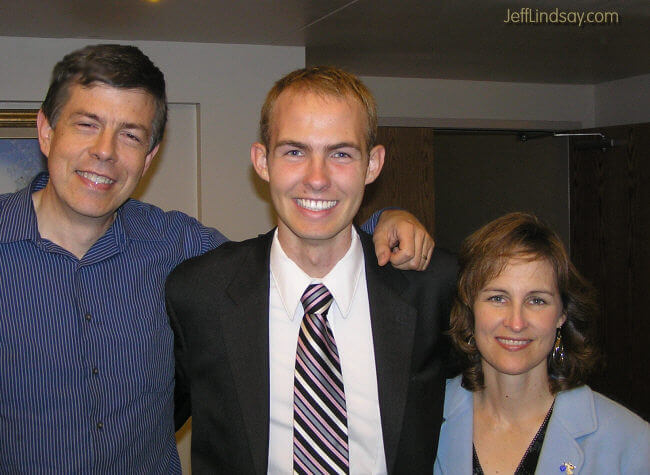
259, 66, 377, 152
41, 44, 167, 152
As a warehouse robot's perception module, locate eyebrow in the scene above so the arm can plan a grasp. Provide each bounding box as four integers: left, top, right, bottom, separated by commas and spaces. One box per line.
274, 140, 362, 153
275, 140, 309, 151
327, 142, 361, 150
528, 290, 556, 296
481, 287, 556, 296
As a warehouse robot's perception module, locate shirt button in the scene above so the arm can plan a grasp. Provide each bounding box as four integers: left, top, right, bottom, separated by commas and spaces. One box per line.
85, 313, 92, 321
97, 421, 104, 429
92, 367, 99, 375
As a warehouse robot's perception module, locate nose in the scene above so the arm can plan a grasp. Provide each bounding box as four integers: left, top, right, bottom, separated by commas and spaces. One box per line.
304, 156, 330, 191
88, 130, 115, 161
503, 304, 527, 332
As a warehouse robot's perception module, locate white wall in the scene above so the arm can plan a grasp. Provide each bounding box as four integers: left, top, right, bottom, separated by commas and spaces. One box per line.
364, 74, 650, 131
362, 76, 595, 129
595, 73, 650, 127
132, 103, 199, 217
0, 36, 304, 240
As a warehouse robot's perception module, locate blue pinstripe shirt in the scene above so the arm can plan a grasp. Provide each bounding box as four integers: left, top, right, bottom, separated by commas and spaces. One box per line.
0, 173, 227, 473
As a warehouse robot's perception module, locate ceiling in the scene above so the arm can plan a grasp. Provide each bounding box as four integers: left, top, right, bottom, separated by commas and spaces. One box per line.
1, 0, 648, 84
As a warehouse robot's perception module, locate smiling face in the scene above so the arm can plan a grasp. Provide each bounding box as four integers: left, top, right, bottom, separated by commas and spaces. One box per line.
37, 82, 158, 226
251, 89, 384, 257
473, 257, 566, 382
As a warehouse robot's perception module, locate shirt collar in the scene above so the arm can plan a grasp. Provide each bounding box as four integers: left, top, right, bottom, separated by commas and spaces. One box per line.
270, 227, 364, 321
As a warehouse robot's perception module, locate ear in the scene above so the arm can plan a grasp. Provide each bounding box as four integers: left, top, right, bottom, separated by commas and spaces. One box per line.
250, 142, 270, 182
142, 144, 160, 175
557, 312, 567, 328
36, 110, 53, 158
365, 144, 385, 184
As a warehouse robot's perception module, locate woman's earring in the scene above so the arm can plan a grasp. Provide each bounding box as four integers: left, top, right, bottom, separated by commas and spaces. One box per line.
552, 327, 565, 366
466, 334, 476, 347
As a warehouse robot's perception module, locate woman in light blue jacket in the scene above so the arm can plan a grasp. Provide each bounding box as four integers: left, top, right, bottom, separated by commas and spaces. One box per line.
435, 213, 649, 474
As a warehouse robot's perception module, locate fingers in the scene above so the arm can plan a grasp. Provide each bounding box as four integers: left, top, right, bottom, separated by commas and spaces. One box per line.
372, 209, 404, 266
374, 234, 392, 266
390, 225, 435, 270
419, 232, 435, 270
372, 209, 435, 270
389, 227, 416, 269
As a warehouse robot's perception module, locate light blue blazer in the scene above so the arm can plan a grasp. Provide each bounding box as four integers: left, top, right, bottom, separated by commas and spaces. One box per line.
435, 376, 650, 474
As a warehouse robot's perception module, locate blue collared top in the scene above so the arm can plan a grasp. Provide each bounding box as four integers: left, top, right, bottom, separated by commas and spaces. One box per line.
0, 173, 227, 473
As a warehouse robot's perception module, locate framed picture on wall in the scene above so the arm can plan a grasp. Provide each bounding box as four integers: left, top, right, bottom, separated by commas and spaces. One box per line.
0, 109, 46, 194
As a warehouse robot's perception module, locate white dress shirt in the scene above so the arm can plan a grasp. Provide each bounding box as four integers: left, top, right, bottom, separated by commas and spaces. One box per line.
267, 228, 388, 474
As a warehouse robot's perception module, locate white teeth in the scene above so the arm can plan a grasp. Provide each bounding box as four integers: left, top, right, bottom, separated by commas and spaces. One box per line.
296, 199, 337, 211
497, 338, 530, 346
77, 171, 115, 185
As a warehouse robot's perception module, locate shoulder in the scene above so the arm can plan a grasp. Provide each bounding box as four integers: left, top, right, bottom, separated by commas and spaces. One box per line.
403, 246, 458, 301
428, 247, 459, 282
430, 247, 458, 270
182, 234, 268, 270
0, 193, 14, 221
589, 389, 649, 438
443, 375, 471, 415
122, 199, 204, 232
554, 386, 650, 469
166, 232, 270, 291
436, 376, 474, 474
556, 385, 648, 435
0, 188, 32, 241
358, 228, 458, 282
0, 188, 22, 213
121, 199, 227, 248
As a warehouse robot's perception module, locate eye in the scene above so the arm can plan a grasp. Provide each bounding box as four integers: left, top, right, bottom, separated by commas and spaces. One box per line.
279, 148, 304, 159
487, 295, 506, 304
529, 296, 547, 305
121, 130, 146, 145
331, 150, 356, 162
125, 132, 142, 143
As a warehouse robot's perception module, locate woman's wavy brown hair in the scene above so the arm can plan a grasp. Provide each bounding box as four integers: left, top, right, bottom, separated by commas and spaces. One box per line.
449, 212, 600, 393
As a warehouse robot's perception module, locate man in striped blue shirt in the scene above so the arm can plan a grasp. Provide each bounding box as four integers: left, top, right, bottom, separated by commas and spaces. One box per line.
0, 45, 433, 472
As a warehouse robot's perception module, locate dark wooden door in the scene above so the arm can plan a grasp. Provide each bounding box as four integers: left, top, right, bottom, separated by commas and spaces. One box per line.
570, 123, 650, 420
355, 126, 436, 236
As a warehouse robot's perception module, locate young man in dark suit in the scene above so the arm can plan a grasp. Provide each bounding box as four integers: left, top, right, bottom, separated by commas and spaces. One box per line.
166, 67, 457, 474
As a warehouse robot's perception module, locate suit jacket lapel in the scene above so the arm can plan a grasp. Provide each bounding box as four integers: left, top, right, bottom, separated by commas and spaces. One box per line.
435, 377, 473, 474
536, 386, 597, 474
220, 231, 274, 475
360, 231, 417, 472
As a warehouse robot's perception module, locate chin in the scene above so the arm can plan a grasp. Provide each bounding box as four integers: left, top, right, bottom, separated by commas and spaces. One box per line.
484, 356, 548, 378
73, 205, 117, 220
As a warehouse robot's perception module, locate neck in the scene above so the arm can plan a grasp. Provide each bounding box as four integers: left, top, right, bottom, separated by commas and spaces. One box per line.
475, 366, 555, 423
32, 186, 115, 259
277, 225, 353, 278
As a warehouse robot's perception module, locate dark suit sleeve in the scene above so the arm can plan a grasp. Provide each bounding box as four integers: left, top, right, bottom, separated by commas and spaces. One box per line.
166, 280, 192, 431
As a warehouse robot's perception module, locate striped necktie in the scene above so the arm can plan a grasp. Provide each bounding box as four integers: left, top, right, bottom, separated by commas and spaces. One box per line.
293, 283, 349, 474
